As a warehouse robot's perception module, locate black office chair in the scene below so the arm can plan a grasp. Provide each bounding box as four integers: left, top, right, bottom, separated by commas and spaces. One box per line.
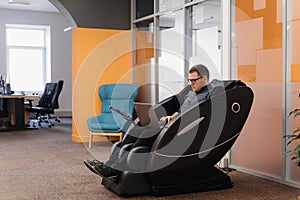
26, 80, 64, 128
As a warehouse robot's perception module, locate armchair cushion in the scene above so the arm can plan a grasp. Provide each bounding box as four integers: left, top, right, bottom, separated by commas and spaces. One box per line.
87, 114, 122, 132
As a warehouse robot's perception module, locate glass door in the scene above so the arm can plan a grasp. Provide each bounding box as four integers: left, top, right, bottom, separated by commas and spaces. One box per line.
286, 0, 300, 185
157, 9, 185, 101
230, 0, 284, 179
133, 19, 155, 103
231, 0, 300, 186
133, 0, 223, 103
188, 0, 222, 80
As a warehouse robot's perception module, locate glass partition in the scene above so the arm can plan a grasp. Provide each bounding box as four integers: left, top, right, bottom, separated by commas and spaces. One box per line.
230, 0, 300, 186
133, 0, 223, 103
132, 0, 300, 188
189, 0, 221, 80
133, 19, 155, 103
230, 0, 283, 179
157, 9, 185, 101
286, 0, 300, 185
159, 0, 185, 12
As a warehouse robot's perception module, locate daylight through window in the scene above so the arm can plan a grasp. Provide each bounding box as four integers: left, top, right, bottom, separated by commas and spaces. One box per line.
6, 25, 50, 92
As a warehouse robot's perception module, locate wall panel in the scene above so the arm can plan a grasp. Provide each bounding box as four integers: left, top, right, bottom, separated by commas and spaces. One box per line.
72, 28, 132, 142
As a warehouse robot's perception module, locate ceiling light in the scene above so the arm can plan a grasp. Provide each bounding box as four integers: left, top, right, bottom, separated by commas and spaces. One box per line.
8, 0, 30, 5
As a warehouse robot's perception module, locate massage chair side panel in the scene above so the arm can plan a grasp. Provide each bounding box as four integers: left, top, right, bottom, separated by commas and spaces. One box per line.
147, 85, 254, 194
204, 86, 254, 165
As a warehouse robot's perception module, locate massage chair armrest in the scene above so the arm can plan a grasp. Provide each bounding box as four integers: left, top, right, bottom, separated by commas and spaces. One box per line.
127, 146, 152, 171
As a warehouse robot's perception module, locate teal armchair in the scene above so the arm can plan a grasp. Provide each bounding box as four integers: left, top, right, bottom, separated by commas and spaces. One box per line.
87, 84, 138, 148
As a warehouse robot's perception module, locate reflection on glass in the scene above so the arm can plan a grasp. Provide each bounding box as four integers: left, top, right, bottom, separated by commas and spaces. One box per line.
190, 1, 221, 80
158, 9, 185, 101
134, 19, 155, 67
133, 19, 155, 103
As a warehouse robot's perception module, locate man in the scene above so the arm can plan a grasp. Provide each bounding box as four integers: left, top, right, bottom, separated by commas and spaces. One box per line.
84, 64, 211, 177
160, 64, 210, 122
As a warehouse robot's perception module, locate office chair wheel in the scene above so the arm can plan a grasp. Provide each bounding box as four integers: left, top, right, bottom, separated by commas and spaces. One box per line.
48, 121, 54, 128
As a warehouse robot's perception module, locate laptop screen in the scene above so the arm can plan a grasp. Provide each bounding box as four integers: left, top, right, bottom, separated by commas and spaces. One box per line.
133, 102, 153, 126
133, 102, 166, 129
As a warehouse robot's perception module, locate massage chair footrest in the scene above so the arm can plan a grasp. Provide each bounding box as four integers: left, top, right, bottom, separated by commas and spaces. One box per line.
101, 172, 152, 196
101, 168, 233, 196
152, 167, 233, 196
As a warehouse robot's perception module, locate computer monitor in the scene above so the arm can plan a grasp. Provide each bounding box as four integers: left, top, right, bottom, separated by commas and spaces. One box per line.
5, 83, 11, 95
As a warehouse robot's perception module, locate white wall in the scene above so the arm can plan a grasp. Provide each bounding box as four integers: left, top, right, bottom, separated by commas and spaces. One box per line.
0, 8, 72, 115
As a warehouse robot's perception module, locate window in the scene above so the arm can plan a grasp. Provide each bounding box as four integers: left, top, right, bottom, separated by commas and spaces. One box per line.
6, 25, 51, 92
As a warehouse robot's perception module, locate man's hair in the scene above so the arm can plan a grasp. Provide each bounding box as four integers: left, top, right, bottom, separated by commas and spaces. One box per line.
189, 64, 210, 80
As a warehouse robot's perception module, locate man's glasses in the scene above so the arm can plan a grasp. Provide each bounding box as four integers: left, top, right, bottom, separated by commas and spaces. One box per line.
188, 76, 202, 84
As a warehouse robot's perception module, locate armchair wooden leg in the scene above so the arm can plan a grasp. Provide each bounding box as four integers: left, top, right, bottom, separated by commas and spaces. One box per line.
89, 133, 93, 148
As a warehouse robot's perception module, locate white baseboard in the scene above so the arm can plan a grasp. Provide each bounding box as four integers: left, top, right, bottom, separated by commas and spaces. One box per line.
54, 110, 72, 117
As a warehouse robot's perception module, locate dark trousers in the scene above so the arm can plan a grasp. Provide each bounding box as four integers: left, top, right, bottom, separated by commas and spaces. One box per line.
107, 125, 161, 169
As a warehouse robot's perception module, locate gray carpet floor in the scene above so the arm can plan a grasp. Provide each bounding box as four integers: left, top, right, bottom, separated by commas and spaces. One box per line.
0, 118, 299, 200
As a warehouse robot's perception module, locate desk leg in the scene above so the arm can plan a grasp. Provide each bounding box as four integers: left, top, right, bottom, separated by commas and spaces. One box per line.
14, 98, 25, 129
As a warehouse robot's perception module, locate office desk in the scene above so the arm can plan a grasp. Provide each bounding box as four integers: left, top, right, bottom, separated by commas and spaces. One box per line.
0, 95, 38, 130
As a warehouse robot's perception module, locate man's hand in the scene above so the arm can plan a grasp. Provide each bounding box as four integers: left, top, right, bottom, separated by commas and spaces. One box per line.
160, 116, 172, 123
160, 112, 179, 123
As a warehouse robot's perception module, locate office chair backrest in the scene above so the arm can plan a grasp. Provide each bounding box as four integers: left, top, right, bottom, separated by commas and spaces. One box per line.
38, 82, 57, 108
38, 80, 64, 109
52, 80, 64, 109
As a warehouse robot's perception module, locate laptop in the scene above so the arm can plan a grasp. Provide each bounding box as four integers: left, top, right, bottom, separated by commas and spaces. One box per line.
133, 102, 165, 129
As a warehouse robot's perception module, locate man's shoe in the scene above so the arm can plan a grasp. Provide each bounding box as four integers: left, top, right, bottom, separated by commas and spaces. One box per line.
97, 165, 121, 178
83, 159, 104, 175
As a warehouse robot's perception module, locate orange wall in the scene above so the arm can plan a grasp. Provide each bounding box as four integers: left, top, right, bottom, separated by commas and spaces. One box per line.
72, 28, 133, 142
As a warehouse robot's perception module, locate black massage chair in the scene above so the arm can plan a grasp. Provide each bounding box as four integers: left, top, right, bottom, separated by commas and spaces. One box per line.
101, 79, 254, 196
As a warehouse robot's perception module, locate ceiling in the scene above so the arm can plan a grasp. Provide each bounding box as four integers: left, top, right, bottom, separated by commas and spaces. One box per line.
0, 0, 59, 12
